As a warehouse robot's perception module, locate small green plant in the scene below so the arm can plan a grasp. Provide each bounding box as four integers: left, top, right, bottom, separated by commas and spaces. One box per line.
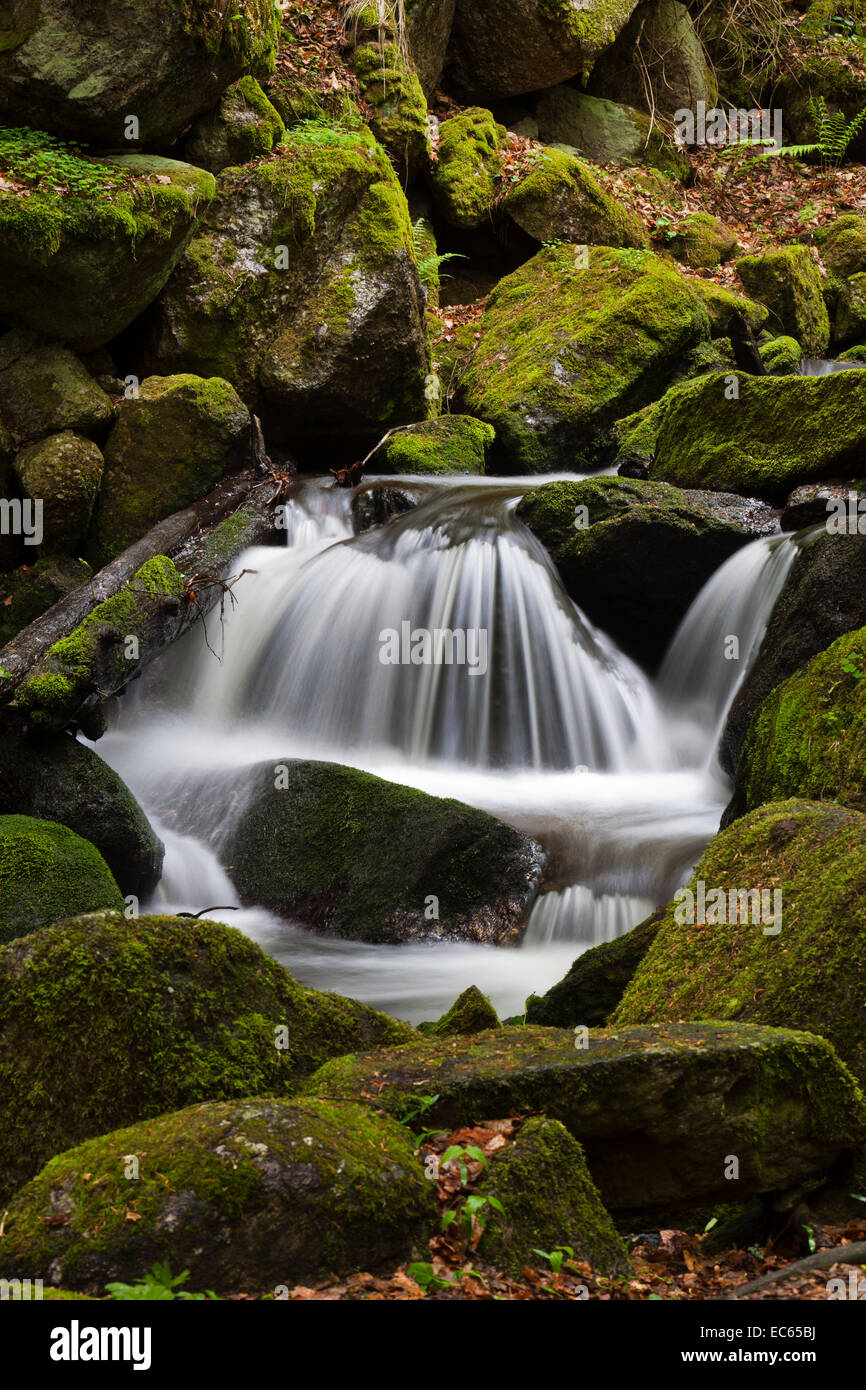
407, 1260, 455, 1292
441, 1193, 504, 1239
411, 218, 466, 289
771, 95, 866, 168
533, 1244, 576, 1274
0, 127, 134, 199
840, 650, 865, 679
398, 1093, 440, 1127
105, 1262, 218, 1301
440, 1143, 487, 1185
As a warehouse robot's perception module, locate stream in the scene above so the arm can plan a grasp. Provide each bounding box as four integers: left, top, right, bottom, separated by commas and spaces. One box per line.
90, 475, 797, 1023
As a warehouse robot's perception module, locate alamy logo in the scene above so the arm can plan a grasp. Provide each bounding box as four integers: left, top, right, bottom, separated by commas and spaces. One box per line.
0, 1277, 42, 1299
674, 880, 782, 936
674, 102, 783, 150
0, 497, 43, 546
379, 622, 488, 676
827, 1271, 866, 1299
49, 1320, 152, 1371
826, 492, 866, 534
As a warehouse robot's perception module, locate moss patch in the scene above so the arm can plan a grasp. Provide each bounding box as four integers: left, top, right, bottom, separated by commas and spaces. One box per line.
370, 414, 494, 474
736, 246, 830, 357
0, 815, 123, 947
431, 107, 507, 229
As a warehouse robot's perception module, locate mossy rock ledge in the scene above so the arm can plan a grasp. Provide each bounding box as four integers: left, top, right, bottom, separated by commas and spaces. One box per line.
0, 911, 415, 1204
305, 1021, 866, 1214
614, 800, 866, 1087
0, 1098, 435, 1296
223, 759, 543, 945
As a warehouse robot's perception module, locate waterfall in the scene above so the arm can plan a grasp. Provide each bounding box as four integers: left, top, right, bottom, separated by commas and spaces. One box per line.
656, 533, 797, 769
90, 478, 799, 1021
800, 358, 866, 376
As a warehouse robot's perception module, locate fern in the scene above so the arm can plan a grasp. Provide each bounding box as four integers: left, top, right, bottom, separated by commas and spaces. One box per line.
411, 217, 466, 290
771, 96, 866, 168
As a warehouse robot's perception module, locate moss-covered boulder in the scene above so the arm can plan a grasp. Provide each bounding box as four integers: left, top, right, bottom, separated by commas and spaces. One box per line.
652, 370, 866, 500
354, 39, 429, 181
445, 0, 640, 100
14, 432, 103, 553
688, 280, 768, 338
148, 128, 428, 454
736, 247, 830, 358
224, 760, 542, 944
0, 725, 163, 896
760, 335, 803, 375
778, 51, 866, 165
0, 0, 279, 147
587, 0, 715, 117
86, 374, 250, 567
0, 330, 113, 446
720, 532, 866, 776
0, 555, 91, 647
516, 477, 749, 668
430, 108, 507, 230
0, 815, 123, 947
421, 985, 500, 1036
0, 145, 215, 350
183, 76, 286, 174
479, 1116, 628, 1275
369, 414, 494, 473
816, 215, 866, 280
307, 1021, 865, 1213
0, 1096, 434, 1295
503, 147, 647, 248
668, 212, 739, 269
729, 629, 866, 820
459, 246, 709, 472
614, 800, 866, 1087
535, 88, 689, 180
834, 272, 866, 350
0, 911, 415, 1202
525, 907, 664, 1027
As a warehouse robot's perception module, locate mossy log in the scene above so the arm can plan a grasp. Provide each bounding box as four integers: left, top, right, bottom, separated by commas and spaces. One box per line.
0, 462, 280, 736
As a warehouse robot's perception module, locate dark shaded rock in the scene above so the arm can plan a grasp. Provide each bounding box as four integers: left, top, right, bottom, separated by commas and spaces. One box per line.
525, 908, 664, 1027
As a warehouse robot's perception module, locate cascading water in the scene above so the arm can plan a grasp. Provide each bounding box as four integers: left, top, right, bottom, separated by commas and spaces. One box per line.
93, 476, 796, 1022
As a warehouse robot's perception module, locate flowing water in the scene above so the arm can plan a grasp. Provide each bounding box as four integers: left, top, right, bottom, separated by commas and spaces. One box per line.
92, 475, 797, 1023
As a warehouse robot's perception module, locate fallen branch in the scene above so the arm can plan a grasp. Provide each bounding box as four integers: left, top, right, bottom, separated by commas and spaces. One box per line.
718, 1240, 866, 1299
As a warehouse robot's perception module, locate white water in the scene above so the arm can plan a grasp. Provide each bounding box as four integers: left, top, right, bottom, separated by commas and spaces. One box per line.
92, 476, 794, 1023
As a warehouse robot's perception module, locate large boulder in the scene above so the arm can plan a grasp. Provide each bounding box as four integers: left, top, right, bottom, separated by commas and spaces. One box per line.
525, 907, 664, 1027
405, 0, 456, 95
182, 76, 286, 174
147, 128, 429, 456
667, 212, 740, 269
0, 1097, 434, 1296
535, 87, 690, 179
0, 815, 123, 947
720, 532, 866, 776
0, 911, 415, 1202
86, 374, 251, 567
459, 246, 710, 472
478, 1116, 629, 1275
614, 799, 866, 1086
0, 0, 280, 147
307, 1021, 866, 1213
729, 628, 866, 820
516, 477, 750, 669
13, 432, 104, 554
587, 0, 716, 116
688, 280, 768, 337
0, 147, 215, 349
502, 147, 648, 248
430, 107, 507, 230
736, 247, 830, 358
0, 330, 113, 444
0, 725, 163, 896
223, 760, 543, 944
368, 414, 494, 474
816, 215, 866, 280
652, 370, 866, 501
445, 0, 640, 100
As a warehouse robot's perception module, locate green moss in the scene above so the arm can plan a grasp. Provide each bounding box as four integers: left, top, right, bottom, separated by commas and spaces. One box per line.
688, 279, 769, 337
733, 627, 866, 816
421, 985, 501, 1037
0, 815, 123, 947
0, 556, 92, 647
171, 0, 279, 68
652, 369, 866, 500
14, 431, 104, 552
614, 799, 866, 1086
667, 213, 739, 269
0, 911, 415, 1203
0, 1095, 433, 1294
760, 334, 803, 374
461, 245, 710, 472
373, 415, 494, 474
12, 555, 185, 728
816, 214, 866, 280
503, 147, 647, 249
479, 1116, 628, 1275
353, 40, 429, 179
431, 107, 507, 230
184, 76, 286, 171
526, 908, 664, 1027
736, 246, 830, 357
